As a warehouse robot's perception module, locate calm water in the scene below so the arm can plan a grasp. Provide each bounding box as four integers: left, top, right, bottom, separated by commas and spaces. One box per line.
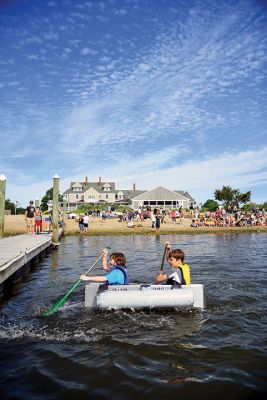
0, 234, 266, 400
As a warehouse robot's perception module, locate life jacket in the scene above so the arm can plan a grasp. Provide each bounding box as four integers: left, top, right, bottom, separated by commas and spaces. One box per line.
109, 265, 129, 285
178, 264, 190, 285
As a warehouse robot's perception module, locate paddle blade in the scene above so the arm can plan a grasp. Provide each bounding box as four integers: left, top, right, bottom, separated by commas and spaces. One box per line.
40, 279, 81, 317
40, 298, 67, 317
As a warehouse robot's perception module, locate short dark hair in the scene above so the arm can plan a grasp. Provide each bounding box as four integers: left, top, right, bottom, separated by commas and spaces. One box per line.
110, 252, 126, 266
168, 249, 185, 263
30, 201, 34, 204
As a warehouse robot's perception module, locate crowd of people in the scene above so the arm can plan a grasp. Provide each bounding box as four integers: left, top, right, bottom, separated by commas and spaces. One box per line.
75, 204, 266, 232
190, 207, 266, 228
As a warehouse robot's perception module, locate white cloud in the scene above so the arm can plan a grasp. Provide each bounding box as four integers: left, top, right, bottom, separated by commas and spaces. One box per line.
4, 146, 267, 207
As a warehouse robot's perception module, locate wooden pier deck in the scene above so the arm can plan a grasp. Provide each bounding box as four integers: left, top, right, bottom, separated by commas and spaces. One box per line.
0, 233, 60, 287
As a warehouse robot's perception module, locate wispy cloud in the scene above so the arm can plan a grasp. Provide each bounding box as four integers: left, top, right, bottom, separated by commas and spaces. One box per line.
0, 0, 266, 205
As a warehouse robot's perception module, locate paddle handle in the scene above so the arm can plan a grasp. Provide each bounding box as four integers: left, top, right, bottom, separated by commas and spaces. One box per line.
84, 251, 107, 276
160, 245, 168, 271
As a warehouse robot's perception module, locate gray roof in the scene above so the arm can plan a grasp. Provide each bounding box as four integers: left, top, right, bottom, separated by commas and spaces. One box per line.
131, 186, 191, 201
63, 181, 116, 194
115, 189, 146, 200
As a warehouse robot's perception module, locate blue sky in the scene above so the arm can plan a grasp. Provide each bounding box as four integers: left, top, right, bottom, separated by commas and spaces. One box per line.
0, 0, 266, 207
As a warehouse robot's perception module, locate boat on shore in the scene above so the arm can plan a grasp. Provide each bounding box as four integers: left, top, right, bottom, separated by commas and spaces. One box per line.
85, 283, 205, 310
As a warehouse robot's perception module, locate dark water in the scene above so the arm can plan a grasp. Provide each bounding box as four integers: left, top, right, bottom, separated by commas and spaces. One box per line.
0, 234, 266, 400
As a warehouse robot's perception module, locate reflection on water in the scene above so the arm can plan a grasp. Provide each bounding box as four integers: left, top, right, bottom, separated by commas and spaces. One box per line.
0, 234, 267, 399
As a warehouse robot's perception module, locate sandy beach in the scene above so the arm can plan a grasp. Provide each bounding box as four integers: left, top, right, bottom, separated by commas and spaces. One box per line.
3, 214, 267, 236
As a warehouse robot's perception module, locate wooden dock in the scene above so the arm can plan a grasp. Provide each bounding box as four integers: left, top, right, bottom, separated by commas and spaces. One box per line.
0, 232, 61, 293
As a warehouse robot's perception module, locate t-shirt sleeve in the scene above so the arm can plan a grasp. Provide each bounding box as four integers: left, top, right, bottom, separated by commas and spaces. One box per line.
169, 271, 182, 284
106, 269, 125, 285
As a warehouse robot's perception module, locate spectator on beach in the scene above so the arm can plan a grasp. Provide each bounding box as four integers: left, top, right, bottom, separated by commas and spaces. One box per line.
178, 206, 184, 223
34, 207, 42, 235
25, 200, 35, 235
83, 213, 89, 232
101, 210, 107, 222
78, 214, 84, 232
171, 210, 176, 223
190, 219, 198, 228
156, 243, 191, 286
80, 249, 128, 285
155, 214, 161, 229
151, 212, 156, 228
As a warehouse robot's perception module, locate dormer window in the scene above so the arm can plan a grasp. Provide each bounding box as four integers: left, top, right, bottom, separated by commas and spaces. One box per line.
72, 182, 83, 192
103, 183, 111, 192
117, 191, 124, 200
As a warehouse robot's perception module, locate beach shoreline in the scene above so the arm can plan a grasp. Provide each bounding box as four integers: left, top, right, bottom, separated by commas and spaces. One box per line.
3, 214, 267, 237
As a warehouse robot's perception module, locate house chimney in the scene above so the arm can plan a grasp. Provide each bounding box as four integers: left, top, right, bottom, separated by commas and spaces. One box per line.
133, 183, 136, 191
98, 176, 102, 186
85, 176, 88, 188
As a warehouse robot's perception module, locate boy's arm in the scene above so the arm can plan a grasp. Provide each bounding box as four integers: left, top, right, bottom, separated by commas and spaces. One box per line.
102, 248, 109, 271
80, 274, 107, 282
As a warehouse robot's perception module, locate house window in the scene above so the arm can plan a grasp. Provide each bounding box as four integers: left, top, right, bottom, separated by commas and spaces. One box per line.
104, 187, 110, 192
88, 195, 95, 200
75, 194, 79, 200
106, 194, 109, 200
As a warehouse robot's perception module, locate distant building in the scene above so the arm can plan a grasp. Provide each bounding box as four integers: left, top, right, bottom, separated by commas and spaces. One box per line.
130, 186, 195, 209
63, 177, 196, 210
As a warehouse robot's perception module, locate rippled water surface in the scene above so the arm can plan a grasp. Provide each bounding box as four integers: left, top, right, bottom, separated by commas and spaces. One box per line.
0, 234, 266, 400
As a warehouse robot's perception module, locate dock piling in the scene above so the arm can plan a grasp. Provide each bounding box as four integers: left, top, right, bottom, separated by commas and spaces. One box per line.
52, 174, 59, 246
0, 174, 6, 239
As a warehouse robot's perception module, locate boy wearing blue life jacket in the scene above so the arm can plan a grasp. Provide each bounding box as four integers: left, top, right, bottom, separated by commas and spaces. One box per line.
80, 249, 128, 285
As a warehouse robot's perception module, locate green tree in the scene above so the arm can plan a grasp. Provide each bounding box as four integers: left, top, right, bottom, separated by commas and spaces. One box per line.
202, 199, 219, 212
40, 188, 63, 211
5, 199, 15, 214
214, 186, 251, 208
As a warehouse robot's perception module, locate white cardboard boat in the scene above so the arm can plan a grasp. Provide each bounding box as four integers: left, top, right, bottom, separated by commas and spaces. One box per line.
85, 283, 205, 310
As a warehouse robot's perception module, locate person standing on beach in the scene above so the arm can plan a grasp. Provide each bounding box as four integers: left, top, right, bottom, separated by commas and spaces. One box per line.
83, 213, 89, 232
34, 206, 42, 235
25, 200, 35, 235
78, 214, 84, 232
155, 213, 161, 229
151, 212, 156, 228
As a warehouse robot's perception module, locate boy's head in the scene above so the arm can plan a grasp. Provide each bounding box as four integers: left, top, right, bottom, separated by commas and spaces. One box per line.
168, 249, 185, 266
110, 252, 126, 266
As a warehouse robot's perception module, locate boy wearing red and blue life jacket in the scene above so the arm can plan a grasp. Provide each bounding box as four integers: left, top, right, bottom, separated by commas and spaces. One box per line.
80, 249, 128, 285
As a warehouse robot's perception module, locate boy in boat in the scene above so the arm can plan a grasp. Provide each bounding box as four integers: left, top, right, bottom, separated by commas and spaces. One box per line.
80, 249, 128, 285
156, 242, 191, 286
